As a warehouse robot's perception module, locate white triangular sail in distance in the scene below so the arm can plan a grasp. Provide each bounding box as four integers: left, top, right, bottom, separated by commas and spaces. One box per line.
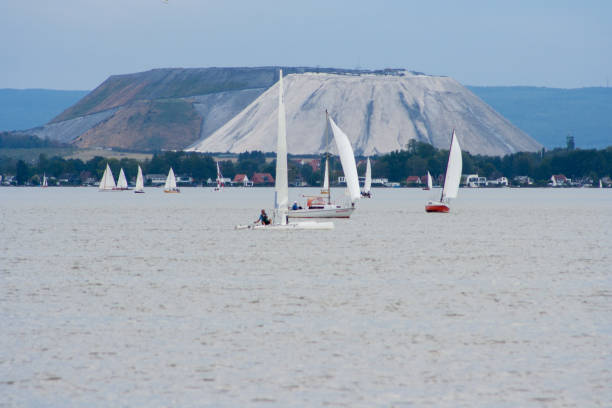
116, 168, 128, 189
42, 173, 48, 187
274, 69, 289, 224
364, 157, 372, 194
165, 167, 177, 191
135, 165, 144, 192
427, 171, 433, 190
440, 130, 462, 201
322, 158, 329, 192
216, 162, 224, 189
328, 116, 360, 203
99, 164, 116, 190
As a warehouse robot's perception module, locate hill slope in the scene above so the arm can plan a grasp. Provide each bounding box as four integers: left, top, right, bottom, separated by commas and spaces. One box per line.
468, 86, 612, 149
188, 72, 540, 156
22, 67, 541, 155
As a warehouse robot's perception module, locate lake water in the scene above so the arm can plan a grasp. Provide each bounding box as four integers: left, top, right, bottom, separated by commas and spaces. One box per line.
1, 187, 611, 407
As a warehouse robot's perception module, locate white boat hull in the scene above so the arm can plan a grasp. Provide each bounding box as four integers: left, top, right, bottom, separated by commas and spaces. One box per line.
235, 221, 334, 230
288, 206, 355, 219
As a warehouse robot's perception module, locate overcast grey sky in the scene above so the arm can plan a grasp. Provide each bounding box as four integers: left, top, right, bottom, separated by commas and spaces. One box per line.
1, 0, 610, 90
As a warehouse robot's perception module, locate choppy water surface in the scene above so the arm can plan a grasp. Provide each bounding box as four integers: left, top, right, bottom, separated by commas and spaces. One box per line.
1, 187, 611, 407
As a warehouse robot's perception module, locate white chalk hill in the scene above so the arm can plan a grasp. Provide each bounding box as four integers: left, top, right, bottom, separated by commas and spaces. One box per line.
187, 72, 541, 156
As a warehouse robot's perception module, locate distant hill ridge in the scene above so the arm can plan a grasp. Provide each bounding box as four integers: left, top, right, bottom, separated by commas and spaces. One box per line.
0, 89, 88, 132
26, 67, 540, 155
5, 67, 609, 153
467, 86, 612, 149
54, 67, 413, 123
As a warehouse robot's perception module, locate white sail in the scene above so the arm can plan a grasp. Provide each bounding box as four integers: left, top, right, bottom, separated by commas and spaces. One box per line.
427, 171, 433, 190
364, 157, 372, 193
99, 164, 116, 190
274, 69, 289, 223
116, 168, 128, 189
322, 158, 329, 192
441, 130, 462, 201
165, 167, 177, 191
328, 116, 360, 203
599, 179, 603, 188
135, 166, 144, 192
216, 162, 223, 189
42, 173, 48, 187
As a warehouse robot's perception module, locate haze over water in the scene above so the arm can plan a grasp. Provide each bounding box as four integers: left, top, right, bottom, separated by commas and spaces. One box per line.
1, 187, 611, 406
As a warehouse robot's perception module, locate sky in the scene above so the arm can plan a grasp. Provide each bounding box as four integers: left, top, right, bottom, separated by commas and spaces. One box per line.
1, 0, 610, 90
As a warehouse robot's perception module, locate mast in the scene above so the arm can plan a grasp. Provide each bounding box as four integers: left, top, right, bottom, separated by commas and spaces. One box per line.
325, 110, 331, 204
274, 69, 289, 224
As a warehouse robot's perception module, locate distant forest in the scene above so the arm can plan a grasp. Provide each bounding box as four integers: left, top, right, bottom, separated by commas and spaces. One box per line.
2, 138, 611, 186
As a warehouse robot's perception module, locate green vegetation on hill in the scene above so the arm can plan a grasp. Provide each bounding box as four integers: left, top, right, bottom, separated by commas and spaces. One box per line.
373, 140, 612, 184
2, 142, 611, 186
468, 86, 612, 149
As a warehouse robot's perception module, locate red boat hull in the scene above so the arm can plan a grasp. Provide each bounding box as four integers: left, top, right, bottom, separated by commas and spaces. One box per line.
425, 204, 449, 213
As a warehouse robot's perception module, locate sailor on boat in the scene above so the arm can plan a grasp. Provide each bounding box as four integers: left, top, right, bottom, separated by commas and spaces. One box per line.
254, 209, 271, 225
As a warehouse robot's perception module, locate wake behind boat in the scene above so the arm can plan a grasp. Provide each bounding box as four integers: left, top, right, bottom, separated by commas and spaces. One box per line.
236, 69, 333, 231
426, 130, 462, 213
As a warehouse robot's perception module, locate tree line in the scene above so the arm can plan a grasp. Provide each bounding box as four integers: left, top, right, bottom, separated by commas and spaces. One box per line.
2, 141, 611, 185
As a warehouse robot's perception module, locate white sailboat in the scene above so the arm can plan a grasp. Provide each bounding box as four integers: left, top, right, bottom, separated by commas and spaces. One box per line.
600, 179, 603, 189
134, 165, 145, 193
164, 167, 180, 193
236, 69, 333, 230
423, 171, 433, 190
98, 164, 117, 191
214, 162, 224, 191
42, 173, 48, 188
426, 130, 462, 213
361, 157, 372, 197
288, 111, 359, 219
116, 168, 129, 190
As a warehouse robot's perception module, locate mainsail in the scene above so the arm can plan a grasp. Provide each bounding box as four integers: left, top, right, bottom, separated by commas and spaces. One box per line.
441, 130, 462, 201
328, 116, 360, 203
274, 69, 289, 224
322, 158, 329, 192
135, 165, 144, 192
116, 168, 128, 189
99, 164, 116, 190
364, 157, 372, 194
165, 167, 177, 191
216, 162, 224, 189
426, 171, 433, 190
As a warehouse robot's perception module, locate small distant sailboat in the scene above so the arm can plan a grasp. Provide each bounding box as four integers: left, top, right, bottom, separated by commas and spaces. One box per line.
164, 167, 180, 193
288, 111, 360, 219
236, 69, 333, 230
426, 130, 462, 213
361, 157, 372, 198
99, 164, 117, 191
214, 162, 224, 191
134, 165, 145, 193
116, 168, 129, 190
423, 171, 433, 190
42, 173, 48, 188
600, 179, 603, 189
